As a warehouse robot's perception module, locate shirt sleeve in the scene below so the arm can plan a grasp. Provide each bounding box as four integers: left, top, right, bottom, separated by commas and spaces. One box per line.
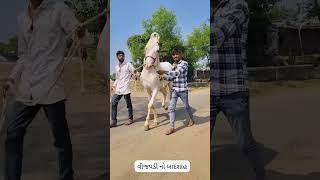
58, 3, 80, 35
211, 2, 249, 48
9, 15, 28, 81
165, 62, 188, 77
128, 63, 135, 75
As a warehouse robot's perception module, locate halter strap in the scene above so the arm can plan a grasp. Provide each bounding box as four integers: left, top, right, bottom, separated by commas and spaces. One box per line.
144, 55, 157, 65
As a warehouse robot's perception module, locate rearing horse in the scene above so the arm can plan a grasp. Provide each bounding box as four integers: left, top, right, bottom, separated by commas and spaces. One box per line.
140, 32, 172, 131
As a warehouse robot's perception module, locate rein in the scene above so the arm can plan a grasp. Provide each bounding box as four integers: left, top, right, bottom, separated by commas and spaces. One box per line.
144, 55, 156, 65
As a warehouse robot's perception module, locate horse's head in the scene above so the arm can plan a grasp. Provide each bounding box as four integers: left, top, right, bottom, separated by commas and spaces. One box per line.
144, 32, 160, 69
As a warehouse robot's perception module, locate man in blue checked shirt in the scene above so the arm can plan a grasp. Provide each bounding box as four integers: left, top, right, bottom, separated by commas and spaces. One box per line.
158, 47, 194, 135
211, 0, 266, 180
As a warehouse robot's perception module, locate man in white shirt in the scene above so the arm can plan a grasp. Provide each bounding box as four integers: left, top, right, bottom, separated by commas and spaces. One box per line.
110, 51, 135, 128
1, 0, 84, 179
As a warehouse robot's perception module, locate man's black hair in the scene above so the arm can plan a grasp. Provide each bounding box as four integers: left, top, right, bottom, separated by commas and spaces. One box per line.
116, 51, 125, 56
171, 47, 182, 55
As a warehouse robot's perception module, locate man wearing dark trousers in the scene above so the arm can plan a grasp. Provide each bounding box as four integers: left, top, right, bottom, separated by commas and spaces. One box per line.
110, 51, 135, 128
211, 0, 266, 180
2, 0, 85, 179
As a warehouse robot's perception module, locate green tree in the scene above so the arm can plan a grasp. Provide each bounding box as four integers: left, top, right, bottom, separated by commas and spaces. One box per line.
0, 36, 18, 55
110, 73, 116, 81
307, 0, 320, 21
268, 4, 290, 22
127, 34, 148, 67
185, 22, 210, 68
127, 6, 209, 80
127, 7, 183, 67
65, 0, 107, 35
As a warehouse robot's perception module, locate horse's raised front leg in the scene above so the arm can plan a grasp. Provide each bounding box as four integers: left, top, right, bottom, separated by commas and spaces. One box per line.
148, 89, 158, 127
145, 107, 151, 131
152, 106, 158, 127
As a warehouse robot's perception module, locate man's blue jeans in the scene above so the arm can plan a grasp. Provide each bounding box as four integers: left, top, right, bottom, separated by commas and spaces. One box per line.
210, 91, 265, 179
168, 90, 193, 128
5, 100, 74, 180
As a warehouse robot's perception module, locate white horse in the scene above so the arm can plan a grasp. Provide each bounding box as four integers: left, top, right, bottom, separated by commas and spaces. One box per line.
140, 32, 172, 131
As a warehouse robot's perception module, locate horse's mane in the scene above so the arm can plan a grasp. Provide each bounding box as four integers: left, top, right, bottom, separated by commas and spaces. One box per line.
144, 33, 160, 70
145, 37, 158, 53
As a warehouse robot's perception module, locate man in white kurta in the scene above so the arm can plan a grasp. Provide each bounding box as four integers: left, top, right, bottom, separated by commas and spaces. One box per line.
110, 51, 135, 128
2, 0, 84, 179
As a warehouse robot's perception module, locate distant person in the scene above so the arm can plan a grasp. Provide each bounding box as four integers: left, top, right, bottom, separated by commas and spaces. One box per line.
110, 51, 135, 128
158, 47, 194, 135
211, 0, 266, 180
1, 0, 85, 179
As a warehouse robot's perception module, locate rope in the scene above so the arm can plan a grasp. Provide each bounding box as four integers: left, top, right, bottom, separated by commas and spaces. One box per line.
0, 8, 107, 134
134, 63, 145, 72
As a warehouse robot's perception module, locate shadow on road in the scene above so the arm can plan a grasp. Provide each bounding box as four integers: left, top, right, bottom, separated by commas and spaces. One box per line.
211, 143, 320, 180
90, 172, 109, 180
130, 105, 209, 132
0, 110, 109, 180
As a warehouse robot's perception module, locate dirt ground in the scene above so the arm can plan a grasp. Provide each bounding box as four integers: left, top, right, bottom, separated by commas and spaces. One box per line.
213, 84, 320, 180
1, 61, 320, 180
110, 88, 210, 180
0, 62, 109, 180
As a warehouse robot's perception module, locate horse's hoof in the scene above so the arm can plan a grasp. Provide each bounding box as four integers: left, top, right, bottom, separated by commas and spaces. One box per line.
153, 122, 158, 127
162, 105, 168, 110
144, 125, 150, 131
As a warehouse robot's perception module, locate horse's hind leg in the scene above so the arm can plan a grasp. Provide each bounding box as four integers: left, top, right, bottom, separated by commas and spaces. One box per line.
160, 84, 169, 110
147, 89, 158, 126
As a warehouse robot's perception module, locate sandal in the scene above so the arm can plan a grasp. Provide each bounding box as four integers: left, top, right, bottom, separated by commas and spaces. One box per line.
124, 119, 134, 125
165, 128, 175, 135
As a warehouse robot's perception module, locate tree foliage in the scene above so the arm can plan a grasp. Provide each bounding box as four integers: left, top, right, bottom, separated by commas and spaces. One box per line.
65, 0, 107, 35
127, 7, 183, 66
127, 7, 209, 80
185, 23, 210, 67
0, 36, 17, 55
307, 0, 320, 20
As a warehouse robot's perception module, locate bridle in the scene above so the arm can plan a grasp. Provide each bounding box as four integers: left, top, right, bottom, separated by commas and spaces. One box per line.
144, 55, 157, 66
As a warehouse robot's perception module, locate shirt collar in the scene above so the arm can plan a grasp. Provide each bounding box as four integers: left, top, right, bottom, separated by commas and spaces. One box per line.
26, 0, 51, 17
117, 62, 127, 67
175, 60, 182, 64
39, 0, 51, 9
